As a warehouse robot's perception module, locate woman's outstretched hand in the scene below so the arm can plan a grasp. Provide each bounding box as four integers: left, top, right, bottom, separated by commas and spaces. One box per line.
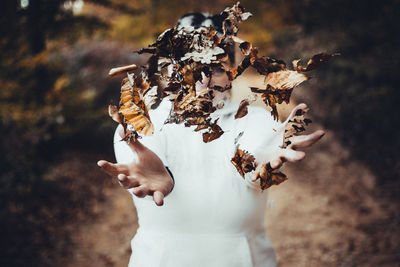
251, 103, 325, 181
97, 128, 174, 206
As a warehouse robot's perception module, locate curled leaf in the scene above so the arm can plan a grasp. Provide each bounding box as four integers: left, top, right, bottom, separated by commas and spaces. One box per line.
264, 70, 309, 90
258, 163, 288, 190
283, 108, 312, 148
108, 64, 137, 77
231, 148, 256, 178
108, 104, 124, 125
119, 77, 154, 136
239, 41, 252, 55
293, 53, 339, 72
234, 99, 250, 119
202, 118, 224, 143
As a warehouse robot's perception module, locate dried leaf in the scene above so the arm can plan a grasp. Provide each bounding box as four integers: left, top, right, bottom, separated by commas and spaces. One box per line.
235, 99, 250, 119
264, 70, 309, 90
108, 104, 124, 124
202, 119, 224, 143
226, 49, 257, 80
251, 85, 292, 120
258, 163, 288, 190
239, 41, 252, 55
231, 148, 256, 178
108, 64, 137, 77
293, 53, 339, 72
119, 77, 154, 136
252, 55, 286, 75
283, 109, 312, 148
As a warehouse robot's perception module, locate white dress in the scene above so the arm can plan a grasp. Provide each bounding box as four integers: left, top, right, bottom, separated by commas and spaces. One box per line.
114, 99, 280, 267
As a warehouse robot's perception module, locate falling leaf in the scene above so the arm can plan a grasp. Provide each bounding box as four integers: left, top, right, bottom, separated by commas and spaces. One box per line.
282, 108, 312, 148
108, 104, 124, 125
252, 55, 287, 75
251, 85, 291, 120
293, 53, 339, 72
264, 70, 309, 90
226, 49, 256, 80
119, 77, 154, 136
235, 99, 250, 119
202, 119, 224, 143
108, 64, 137, 77
257, 163, 288, 190
239, 41, 252, 55
231, 148, 256, 178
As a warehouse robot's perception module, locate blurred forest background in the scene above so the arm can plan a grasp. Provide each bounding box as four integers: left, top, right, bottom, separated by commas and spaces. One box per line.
1, 0, 399, 266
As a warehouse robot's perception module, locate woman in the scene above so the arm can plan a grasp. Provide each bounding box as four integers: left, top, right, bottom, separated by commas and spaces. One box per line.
98, 12, 324, 267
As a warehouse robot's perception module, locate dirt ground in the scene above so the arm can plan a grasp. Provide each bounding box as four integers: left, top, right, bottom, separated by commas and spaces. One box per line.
62, 73, 400, 266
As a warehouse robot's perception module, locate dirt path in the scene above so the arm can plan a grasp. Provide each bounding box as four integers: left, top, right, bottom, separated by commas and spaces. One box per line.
66, 73, 399, 266
68, 182, 137, 267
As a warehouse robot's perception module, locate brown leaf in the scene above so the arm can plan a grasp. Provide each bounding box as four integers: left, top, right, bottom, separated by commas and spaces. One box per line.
202, 119, 224, 143
231, 148, 256, 178
251, 85, 293, 120
282, 109, 312, 148
108, 64, 137, 77
239, 41, 252, 55
264, 70, 309, 90
252, 56, 286, 75
292, 53, 339, 72
226, 49, 257, 80
108, 104, 124, 125
119, 77, 154, 136
235, 99, 250, 119
258, 163, 288, 190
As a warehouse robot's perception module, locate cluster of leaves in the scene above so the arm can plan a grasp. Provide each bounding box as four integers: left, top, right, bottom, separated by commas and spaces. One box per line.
108, 2, 334, 189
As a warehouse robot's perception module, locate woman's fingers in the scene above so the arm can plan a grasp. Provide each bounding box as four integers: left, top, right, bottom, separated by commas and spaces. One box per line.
117, 174, 140, 189
288, 130, 325, 150
287, 103, 308, 120
270, 158, 283, 169
132, 185, 149, 198
280, 148, 306, 162
153, 191, 165, 206
97, 160, 127, 177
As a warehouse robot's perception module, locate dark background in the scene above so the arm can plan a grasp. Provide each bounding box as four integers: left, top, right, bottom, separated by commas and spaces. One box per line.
1, 0, 399, 266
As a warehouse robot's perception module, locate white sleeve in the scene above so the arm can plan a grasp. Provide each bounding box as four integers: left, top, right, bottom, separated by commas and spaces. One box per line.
113, 100, 171, 199
113, 99, 171, 166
